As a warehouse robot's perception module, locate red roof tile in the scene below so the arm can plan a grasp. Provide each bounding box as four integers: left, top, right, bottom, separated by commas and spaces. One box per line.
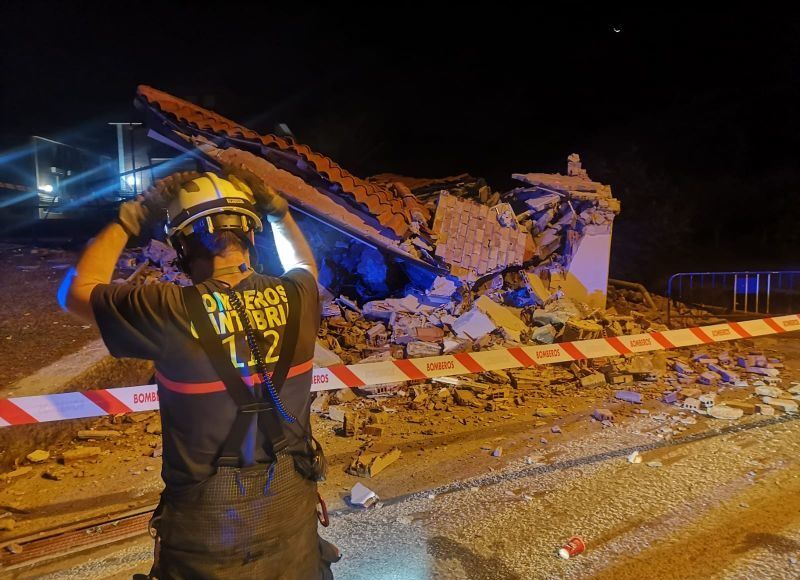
137, 86, 430, 238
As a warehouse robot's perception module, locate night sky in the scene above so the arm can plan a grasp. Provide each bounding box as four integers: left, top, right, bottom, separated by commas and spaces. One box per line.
2, 3, 799, 285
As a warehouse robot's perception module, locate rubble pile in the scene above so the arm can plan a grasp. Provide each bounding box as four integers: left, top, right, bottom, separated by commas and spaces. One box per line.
366, 154, 622, 294
138, 87, 620, 308
115, 240, 191, 287
502, 154, 620, 285
313, 332, 797, 456
315, 271, 671, 371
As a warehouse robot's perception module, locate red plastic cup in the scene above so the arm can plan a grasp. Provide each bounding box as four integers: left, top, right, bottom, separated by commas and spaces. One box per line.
558, 536, 586, 559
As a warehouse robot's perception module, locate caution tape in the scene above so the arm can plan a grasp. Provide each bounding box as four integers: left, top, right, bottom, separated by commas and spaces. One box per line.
1, 314, 799, 427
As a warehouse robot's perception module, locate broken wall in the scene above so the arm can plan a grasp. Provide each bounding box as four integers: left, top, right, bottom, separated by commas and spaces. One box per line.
557, 229, 613, 309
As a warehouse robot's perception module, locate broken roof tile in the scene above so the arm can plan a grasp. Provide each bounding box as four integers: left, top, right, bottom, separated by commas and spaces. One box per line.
137, 85, 430, 238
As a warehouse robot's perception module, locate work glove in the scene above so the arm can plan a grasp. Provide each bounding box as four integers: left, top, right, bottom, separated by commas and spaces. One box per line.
223, 163, 289, 222
116, 171, 201, 237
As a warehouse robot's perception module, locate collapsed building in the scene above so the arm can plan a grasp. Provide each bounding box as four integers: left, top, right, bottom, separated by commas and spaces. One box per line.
129, 86, 629, 374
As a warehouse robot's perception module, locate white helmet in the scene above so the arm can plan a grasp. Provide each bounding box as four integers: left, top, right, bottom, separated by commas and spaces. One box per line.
165, 172, 263, 241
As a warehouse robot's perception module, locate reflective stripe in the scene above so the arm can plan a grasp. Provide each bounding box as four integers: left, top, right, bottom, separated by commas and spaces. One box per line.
157, 359, 314, 395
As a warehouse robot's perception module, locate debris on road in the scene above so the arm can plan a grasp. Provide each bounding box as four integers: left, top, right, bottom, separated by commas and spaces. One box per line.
77, 430, 122, 440
708, 406, 744, 420
61, 447, 101, 465
25, 450, 50, 463
558, 536, 587, 559
349, 483, 379, 508
2, 466, 32, 480
347, 447, 402, 478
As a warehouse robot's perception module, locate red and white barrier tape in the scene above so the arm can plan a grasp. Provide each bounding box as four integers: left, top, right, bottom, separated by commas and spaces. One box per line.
1, 314, 799, 427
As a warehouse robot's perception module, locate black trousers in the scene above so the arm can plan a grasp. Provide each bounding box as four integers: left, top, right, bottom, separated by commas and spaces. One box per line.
152, 454, 333, 580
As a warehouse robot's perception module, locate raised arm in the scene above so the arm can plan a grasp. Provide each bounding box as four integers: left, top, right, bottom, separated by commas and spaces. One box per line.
60, 172, 198, 323
224, 164, 317, 279
269, 212, 318, 279
62, 222, 129, 323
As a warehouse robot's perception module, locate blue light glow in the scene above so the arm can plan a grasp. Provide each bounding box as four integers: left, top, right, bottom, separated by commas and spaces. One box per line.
57, 267, 77, 311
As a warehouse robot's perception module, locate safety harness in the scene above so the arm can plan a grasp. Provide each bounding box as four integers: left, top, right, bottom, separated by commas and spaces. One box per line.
181, 277, 299, 466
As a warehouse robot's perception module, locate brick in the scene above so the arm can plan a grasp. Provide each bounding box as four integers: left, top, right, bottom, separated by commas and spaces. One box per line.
364, 425, 384, 437
679, 388, 702, 399
699, 371, 721, 385
663, 391, 679, 404
581, 373, 606, 388
62, 446, 101, 464
368, 448, 402, 476
708, 364, 738, 383
755, 403, 775, 416
747, 367, 780, 377
673, 361, 693, 374
343, 411, 359, 437
615, 390, 643, 404
77, 430, 121, 440
725, 401, 756, 415
592, 408, 614, 421
26, 450, 50, 463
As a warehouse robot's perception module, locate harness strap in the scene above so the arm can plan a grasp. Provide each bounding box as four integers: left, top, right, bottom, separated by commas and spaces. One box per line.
181, 277, 301, 466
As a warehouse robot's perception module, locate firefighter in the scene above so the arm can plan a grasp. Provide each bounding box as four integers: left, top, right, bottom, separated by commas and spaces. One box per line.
62, 168, 339, 579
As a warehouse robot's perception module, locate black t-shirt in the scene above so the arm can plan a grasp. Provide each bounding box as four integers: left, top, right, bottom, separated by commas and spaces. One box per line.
90, 269, 320, 492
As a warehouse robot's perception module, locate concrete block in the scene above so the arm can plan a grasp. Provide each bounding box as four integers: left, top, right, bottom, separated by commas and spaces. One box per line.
451, 308, 496, 341
682, 397, 701, 411
698, 394, 717, 408
333, 388, 357, 404
327, 405, 346, 423
755, 385, 784, 398
709, 405, 744, 420
474, 295, 527, 341
531, 324, 557, 344
762, 397, 798, 413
